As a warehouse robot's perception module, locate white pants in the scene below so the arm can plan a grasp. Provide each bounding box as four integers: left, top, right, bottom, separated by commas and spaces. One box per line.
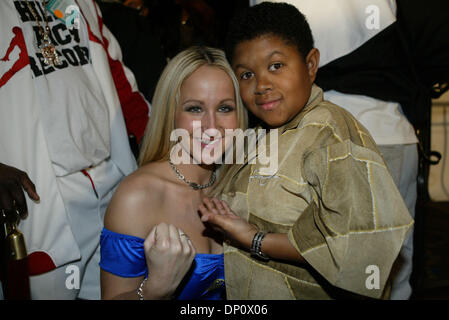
27, 159, 124, 300
379, 143, 418, 300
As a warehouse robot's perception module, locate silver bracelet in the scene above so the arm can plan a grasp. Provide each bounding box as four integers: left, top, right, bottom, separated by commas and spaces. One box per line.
250, 231, 270, 261
137, 277, 148, 300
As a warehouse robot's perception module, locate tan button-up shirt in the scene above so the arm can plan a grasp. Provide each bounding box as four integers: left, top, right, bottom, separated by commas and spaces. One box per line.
221, 85, 414, 299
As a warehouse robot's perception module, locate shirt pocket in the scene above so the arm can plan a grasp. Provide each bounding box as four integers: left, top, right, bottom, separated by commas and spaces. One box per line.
246, 172, 311, 228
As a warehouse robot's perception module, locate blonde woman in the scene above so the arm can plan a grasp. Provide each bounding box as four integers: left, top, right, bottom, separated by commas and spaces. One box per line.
100, 46, 247, 300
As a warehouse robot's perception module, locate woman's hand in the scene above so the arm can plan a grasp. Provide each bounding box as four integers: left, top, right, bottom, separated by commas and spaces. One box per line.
199, 198, 305, 263
143, 223, 196, 299
198, 197, 257, 249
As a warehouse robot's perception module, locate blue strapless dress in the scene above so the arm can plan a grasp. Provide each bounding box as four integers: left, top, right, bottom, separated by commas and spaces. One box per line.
99, 228, 225, 300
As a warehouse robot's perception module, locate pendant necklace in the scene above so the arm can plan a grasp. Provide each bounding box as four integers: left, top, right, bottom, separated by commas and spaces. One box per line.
25, 0, 62, 66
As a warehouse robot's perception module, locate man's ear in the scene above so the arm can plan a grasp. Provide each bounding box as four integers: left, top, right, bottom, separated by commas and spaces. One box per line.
306, 48, 320, 83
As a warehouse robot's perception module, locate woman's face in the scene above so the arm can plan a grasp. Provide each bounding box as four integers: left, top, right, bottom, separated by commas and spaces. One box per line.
174, 65, 239, 165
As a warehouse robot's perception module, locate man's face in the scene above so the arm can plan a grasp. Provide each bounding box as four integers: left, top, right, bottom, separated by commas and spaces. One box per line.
232, 35, 318, 128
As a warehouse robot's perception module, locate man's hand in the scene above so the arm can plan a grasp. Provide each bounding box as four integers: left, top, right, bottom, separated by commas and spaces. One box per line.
198, 197, 257, 249
0, 163, 40, 219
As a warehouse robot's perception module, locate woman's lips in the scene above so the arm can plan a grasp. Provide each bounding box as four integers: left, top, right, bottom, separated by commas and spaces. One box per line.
200, 138, 222, 149
258, 99, 281, 111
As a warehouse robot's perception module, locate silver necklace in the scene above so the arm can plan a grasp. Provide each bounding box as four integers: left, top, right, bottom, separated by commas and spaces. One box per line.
168, 159, 216, 190
25, 0, 62, 66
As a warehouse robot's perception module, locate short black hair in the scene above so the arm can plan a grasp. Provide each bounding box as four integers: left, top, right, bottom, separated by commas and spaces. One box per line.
225, 2, 314, 63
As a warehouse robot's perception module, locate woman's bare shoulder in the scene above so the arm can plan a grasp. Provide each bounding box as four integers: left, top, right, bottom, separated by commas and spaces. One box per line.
104, 161, 172, 238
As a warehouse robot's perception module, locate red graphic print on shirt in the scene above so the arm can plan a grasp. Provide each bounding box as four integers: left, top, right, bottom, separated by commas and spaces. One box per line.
0, 27, 30, 89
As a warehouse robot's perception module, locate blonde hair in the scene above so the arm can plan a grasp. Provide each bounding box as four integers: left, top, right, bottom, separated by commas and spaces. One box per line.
138, 46, 248, 173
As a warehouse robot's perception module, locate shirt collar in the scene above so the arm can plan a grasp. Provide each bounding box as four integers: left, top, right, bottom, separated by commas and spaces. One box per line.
279, 84, 324, 133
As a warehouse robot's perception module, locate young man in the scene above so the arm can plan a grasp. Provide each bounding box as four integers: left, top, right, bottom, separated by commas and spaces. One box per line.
258, 0, 419, 300
199, 2, 413, 299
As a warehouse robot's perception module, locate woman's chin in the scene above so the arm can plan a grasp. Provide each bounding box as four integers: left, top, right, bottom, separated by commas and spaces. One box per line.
196, 153, 224, 165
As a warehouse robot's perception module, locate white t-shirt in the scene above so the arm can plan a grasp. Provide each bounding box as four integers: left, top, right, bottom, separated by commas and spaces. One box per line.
17, 1, 111, 176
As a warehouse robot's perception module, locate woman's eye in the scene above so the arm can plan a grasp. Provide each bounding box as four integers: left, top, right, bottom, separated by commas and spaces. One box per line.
240, 71, 253, 80
269, 62, 283, 71
218, 105, 235, 113
185, 106, 202, 113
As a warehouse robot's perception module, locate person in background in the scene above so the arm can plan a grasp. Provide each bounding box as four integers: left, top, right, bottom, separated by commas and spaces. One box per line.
0, 0, 148, 299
